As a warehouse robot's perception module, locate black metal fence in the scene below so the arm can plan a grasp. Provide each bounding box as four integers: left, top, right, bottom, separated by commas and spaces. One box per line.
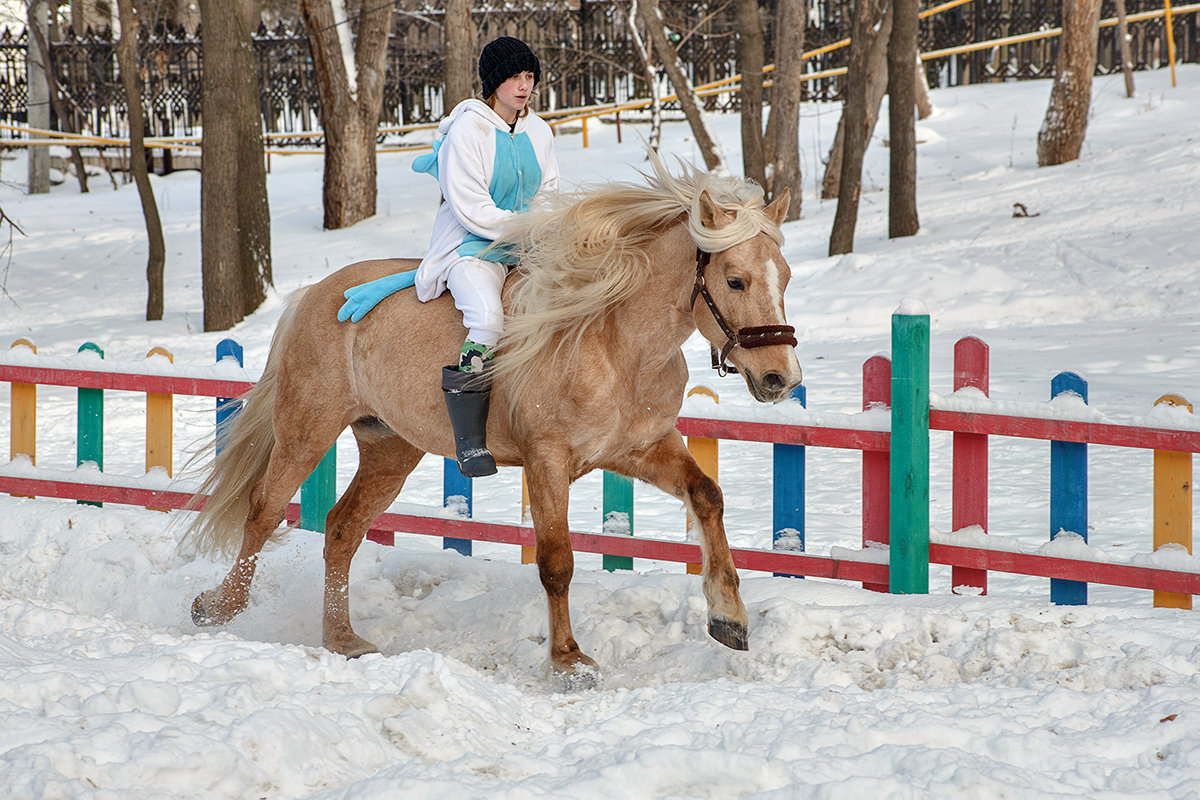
0, 0, 1195, 143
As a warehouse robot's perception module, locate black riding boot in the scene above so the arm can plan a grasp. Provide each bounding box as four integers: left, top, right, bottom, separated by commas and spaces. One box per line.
442, 365, 498, 478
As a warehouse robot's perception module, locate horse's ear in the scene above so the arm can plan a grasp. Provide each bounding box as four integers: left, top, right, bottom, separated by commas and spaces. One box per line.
764, 187, 791, 227
698, 189, 734, 229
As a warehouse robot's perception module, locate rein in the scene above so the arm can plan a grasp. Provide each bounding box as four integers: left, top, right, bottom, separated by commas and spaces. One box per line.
689, 248, 797, 376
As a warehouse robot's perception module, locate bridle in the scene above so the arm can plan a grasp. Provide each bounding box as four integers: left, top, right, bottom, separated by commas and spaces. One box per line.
689, 248, 798, 376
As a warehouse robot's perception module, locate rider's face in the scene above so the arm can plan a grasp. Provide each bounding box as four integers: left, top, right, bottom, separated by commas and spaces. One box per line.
493, 71, 536, 125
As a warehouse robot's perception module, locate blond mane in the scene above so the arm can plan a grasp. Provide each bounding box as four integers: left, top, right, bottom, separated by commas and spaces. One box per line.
494, 151, 784, 410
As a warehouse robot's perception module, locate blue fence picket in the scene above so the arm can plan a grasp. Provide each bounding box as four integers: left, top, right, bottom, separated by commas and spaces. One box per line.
215, 339, 244, 455
1050, 371, 1089, 605
443, 458, 473, 556
773, 383, 806, 576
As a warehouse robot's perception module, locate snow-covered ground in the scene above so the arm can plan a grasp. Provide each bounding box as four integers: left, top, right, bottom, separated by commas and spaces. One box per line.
2, 66, 1200, 797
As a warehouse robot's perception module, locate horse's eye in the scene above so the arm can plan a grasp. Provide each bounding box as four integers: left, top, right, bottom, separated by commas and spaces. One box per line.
727, 277, 745, 291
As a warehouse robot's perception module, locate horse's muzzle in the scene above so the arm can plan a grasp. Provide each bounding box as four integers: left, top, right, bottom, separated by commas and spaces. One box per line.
745, 365, 803, 403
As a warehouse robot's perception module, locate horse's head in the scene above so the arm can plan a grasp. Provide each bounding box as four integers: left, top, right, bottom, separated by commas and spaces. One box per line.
691, 188, 803, 403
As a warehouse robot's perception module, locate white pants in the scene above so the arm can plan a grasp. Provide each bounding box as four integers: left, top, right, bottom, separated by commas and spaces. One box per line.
445, 256, 508, 347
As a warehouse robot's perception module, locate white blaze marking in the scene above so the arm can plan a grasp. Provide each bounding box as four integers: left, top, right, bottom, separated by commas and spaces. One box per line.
763, 258, 784, 314
763, 256, 801, 378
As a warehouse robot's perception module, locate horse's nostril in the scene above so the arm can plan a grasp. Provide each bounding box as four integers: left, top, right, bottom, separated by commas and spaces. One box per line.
763, 372, 785, 393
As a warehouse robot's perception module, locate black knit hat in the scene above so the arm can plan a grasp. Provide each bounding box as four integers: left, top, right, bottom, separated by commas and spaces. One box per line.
479, 37, 541, 100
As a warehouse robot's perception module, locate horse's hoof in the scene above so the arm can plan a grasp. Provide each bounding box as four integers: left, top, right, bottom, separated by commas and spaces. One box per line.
191, 592, 217, 627
327, 634, 380, 660
559, 664, 601, 691
550, 651, 601, 690
552, 660, 601, 691
192, 591, 244, 627
708, 616, 749, 651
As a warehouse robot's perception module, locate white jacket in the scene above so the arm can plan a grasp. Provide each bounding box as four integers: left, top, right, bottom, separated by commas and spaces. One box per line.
413, 99, 559, 302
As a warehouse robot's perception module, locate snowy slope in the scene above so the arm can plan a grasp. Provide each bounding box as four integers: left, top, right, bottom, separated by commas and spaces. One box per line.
1, 66, 1200, 798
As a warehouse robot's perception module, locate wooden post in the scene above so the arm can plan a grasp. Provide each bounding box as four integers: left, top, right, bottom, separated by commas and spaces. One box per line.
145, 346, 174, 477
1153, 394, 1192, 609
215, 338, 243, 454
1114, 0, 1135, 97
300, 447, 337, 533
521, 470, 535, 564
685, 386, 719, 574
77, 342, 104, 507
773, 383, 806, 577
1164, 0, 1178, 87
952, 336, 989, 595
10, 339, 36, 468
582, 115, 589, 148
889, 304, 930, 594
443, 458, 472, 555
862, 355, 891, 592
1050, 371, 1089, 605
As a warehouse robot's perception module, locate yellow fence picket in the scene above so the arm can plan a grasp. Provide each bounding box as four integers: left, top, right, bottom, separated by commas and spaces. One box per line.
1153, 394, 1193, 609
685, 386, 719, 575
521, 470, 536, 565
9, 339, 36, 468
8, 339, 37, 498
145, 348, 175, 508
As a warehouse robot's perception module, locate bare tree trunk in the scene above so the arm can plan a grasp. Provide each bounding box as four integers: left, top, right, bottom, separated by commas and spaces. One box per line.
887, 0, 919, 238
829, 0, 889, 256
766, 0, 805, 221
27, 21, 88, 192
636, 0, 724, 171
736, 0, 766, 188
234, 9, 272, 317
199, 0, 272, 331
1114, 0, 1135, 97
299, 0, 396, 229
199, 0, 242, 331
627, 0, 663, 152
115, 0, 166, 321
822, 1, 891, 201
26, 0, 50, 195
70, 0, 110, 35
443, 0, 475, 109
914, 54, 933, 118
1037, 0, 1101, 167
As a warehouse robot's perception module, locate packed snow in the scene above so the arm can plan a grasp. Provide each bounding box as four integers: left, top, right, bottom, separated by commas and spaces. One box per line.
2, 66, 1200, 798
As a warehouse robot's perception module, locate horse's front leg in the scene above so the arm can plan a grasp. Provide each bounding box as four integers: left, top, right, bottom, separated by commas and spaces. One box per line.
623, 431, 749, 650
524, 457, 599, 677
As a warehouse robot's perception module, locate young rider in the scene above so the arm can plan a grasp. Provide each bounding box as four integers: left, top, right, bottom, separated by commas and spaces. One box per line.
339, 36, 559, 478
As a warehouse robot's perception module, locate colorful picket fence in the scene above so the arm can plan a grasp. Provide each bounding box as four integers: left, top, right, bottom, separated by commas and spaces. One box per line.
4, 307, 1200, 608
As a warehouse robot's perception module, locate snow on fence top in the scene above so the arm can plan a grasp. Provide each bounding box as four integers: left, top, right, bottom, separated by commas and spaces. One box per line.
4, 321, 1200, 605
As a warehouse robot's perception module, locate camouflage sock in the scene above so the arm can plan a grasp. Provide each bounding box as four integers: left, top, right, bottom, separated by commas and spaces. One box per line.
459, 340, 495, 373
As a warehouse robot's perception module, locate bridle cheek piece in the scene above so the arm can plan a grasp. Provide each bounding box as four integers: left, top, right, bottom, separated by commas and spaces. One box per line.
689, 248, 797, 377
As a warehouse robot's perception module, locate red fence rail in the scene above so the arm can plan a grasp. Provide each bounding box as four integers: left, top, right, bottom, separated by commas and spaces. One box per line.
5, 330, 1200, 605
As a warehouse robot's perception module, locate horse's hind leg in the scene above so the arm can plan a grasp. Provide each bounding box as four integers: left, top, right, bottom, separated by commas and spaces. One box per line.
193, 429, 344, 627
321, 421, 424, 658
617, 431, 749, 650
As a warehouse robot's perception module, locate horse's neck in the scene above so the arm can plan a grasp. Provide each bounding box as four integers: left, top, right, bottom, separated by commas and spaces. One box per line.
608, 223, 698, 362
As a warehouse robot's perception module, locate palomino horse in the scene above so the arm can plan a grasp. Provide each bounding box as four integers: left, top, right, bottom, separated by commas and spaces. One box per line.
186, 155, 802, 679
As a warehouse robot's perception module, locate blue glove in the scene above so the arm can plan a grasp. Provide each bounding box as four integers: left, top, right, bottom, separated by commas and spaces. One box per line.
337, 270, 418, 322
412, 138, 442, 178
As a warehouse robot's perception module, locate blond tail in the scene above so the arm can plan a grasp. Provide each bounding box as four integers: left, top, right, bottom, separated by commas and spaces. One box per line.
181, 290, 307, 559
